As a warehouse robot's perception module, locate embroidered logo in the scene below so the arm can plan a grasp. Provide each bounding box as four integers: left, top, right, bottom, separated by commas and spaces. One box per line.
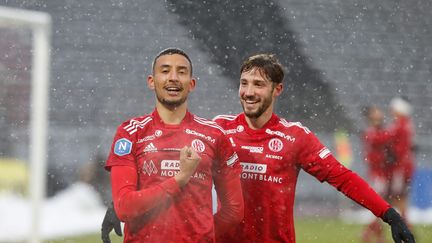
268, 138, 283, 152
114, 138, 132, 156
144, 142, 157, 152
191, 139, 205, 153
143, 160, 158, 176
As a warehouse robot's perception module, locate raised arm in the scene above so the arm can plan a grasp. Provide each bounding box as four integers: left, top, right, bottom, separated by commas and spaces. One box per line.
111, 147, 200, 222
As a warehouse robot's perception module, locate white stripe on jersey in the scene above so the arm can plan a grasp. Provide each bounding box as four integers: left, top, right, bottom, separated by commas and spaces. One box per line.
279, 119, 311, 134
193, 116, 225, 133
212, 114, 237, 121
124, 117, 151, 130
124, 117, 152, 135
226, 152, 239, 167
318, 147, 331, 159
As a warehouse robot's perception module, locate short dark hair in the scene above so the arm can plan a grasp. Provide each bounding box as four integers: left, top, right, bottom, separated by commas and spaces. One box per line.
152, 48, 193, 75
240, 54, 284, 84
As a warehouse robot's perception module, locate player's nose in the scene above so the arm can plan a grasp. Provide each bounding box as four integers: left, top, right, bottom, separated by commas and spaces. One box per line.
243, 84, 255, 96
168, 70, 180, 82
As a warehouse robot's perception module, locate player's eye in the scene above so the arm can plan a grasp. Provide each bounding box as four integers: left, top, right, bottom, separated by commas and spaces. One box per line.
255, 82, 265, 87
178, 68, 188, 75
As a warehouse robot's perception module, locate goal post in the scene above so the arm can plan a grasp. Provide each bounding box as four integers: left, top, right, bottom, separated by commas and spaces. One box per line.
0, 6, 51, 243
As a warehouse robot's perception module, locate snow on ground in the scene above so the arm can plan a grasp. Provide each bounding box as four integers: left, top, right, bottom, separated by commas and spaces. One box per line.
1, 182, 431, 242
0, 182, 107, 242
340, 207, 432, 225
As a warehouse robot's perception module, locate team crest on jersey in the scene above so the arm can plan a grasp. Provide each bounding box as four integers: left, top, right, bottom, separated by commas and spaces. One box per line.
268, 138, 283, 152
191, 139, 205, 153
114, 138, 132, 156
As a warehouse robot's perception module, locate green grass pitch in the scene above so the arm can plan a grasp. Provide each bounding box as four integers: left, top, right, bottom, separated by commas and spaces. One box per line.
43, 218, 432, 243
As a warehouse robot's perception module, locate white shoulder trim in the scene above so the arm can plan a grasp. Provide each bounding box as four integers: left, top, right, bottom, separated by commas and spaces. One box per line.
123, 116, 152, 135
212, 114, 237, 121
279, 119, 311, 134
194, 116, 226, 133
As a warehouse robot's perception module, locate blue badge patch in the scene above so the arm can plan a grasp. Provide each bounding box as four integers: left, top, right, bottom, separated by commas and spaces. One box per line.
114, 138, 132, 156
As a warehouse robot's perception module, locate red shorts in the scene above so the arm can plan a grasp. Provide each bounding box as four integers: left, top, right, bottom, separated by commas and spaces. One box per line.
368, 174, 389, 197
386, 165, 414, 199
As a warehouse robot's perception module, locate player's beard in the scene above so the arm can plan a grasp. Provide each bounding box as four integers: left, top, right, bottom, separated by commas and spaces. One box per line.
155, 89, 188, 110
241, 92, 273, 119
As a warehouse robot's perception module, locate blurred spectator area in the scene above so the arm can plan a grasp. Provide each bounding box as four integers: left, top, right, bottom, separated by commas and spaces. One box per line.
0, 0, 431, 204
0, 158, 28, 195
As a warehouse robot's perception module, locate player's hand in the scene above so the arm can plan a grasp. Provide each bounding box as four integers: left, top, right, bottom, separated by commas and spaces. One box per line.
383, 208, 415, 243
175, 146, 201, 187
101, 202, 122, 243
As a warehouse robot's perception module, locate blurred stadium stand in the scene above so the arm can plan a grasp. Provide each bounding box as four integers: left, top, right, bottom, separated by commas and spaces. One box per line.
1, 0, 431, 212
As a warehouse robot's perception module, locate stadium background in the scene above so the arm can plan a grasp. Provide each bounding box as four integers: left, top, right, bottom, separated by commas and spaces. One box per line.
1, 0, 431, 241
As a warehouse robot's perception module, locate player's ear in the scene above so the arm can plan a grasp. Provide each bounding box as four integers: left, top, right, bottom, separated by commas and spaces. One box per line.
147, 75, 155, 90
273, 83, 283, 97
188, 78, 196, 91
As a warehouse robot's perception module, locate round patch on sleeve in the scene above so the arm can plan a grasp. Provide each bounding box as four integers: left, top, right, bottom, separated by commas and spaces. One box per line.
114, 138, 132, 156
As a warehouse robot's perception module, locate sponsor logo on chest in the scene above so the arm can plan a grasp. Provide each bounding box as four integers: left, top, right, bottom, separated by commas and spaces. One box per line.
265, 154, 283, 160
225, 125, 244, 134
185, 129, 215, 143
241, 145, 264, 153
137, 130, 163, 143
265, 129, 296, 143
159, 159, 206, 180
240, 162, 283, 184
141, 159, 207, 180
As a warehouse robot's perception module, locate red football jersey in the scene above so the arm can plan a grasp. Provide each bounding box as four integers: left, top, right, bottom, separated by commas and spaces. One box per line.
387, 116, 415, 177
362, 126, 390, 178
106, 110, 240, 242
214, 113, 390, 243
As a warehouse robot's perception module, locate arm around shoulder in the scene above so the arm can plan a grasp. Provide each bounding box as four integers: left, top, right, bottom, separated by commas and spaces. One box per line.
213, 173, 244, 237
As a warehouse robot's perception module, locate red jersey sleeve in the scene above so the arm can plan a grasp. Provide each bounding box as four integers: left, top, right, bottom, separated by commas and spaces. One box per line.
106, 123, 181, 222
213, 134, 244, 237
105, 123, 137, 170
297, 129, 391, 218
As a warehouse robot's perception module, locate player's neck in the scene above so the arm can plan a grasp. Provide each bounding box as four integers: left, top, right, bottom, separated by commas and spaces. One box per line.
245, 109, 273, 130
156, 102, 188, 125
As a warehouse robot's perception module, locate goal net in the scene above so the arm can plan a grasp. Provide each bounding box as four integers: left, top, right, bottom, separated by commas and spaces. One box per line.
0, 6, 51, 243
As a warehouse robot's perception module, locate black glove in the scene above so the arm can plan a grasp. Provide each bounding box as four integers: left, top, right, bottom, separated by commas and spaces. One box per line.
101, 202, 122, 243
383, 208, 415, 243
